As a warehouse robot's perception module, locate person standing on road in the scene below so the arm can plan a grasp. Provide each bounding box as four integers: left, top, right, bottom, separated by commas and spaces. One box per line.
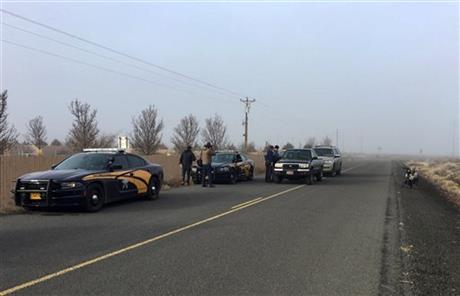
264, 145, 275, 182
199, 142, 215, 187
273, 145, 280, 163
179, 145, 196, 185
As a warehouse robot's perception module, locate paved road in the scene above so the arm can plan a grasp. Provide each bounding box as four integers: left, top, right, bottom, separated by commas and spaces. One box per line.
0, 159, 458, 295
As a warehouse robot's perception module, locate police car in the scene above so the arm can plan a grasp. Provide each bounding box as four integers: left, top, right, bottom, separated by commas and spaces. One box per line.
191, 151, 255, 184
13, 149, 164, 212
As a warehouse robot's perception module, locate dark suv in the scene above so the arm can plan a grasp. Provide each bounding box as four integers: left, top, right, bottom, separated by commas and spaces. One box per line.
273, 148, 324, 185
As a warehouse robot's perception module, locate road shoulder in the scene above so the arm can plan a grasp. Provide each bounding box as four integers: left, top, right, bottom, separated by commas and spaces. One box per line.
392, 161, 460, 295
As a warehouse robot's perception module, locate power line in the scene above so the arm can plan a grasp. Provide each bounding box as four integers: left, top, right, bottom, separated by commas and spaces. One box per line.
2, 39, 237, 104
1, 9, 245, 98
3, 22, 241, 100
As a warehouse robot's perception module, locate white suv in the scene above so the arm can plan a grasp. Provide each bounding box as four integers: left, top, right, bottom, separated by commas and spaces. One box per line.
313, 146, 342, 176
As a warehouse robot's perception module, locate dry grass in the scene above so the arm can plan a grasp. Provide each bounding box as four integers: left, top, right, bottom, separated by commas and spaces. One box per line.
407, 160, 460, 207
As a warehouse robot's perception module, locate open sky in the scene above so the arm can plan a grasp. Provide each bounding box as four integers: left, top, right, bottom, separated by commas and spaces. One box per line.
2, 1, 459, 156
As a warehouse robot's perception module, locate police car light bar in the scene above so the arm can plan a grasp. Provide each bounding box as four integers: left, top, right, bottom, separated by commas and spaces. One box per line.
83, 148, 124, 153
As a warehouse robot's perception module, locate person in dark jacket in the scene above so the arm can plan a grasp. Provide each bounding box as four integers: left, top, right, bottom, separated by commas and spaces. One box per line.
264, 145, 275, 182
179, 145, 196, 185
273, 145, 280, 163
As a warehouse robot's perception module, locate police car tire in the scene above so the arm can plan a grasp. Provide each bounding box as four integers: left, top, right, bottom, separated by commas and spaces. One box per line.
247, 168, 254, 181
85, 184, 104, 212
146, 177, 160, 200
229, 171, 237, 184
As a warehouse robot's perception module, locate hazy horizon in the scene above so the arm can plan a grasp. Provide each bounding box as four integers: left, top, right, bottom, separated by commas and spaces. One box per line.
2, 2, 459, 156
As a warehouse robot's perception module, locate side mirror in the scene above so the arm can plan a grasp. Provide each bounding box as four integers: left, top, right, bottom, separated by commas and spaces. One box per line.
51, 164, 57, 169
312, 156, 318, 160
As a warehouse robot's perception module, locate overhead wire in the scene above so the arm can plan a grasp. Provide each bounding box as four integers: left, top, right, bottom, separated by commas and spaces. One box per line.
2, 39, 238, 105
0, 9, 246, 99
2, 22, 242, 100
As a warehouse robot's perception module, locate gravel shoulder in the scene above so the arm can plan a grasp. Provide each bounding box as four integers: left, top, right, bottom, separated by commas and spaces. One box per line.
393, 161, 460, 295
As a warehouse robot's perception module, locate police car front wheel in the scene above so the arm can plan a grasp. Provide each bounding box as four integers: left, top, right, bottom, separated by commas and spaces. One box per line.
84, 183, 104, 212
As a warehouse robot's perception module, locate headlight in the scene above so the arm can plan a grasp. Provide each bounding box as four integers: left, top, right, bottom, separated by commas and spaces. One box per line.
299, 163, 309, 169
219, 167, 230, 172
60, 182, 84, 189
192, 167, 197, 172
274, 163, 283, 168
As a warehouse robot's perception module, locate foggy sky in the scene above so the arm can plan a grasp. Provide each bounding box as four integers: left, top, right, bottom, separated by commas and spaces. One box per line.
2, 2, 459, 156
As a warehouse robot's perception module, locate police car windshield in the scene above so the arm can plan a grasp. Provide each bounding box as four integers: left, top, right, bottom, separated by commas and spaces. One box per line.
282, 150, 312, 160
54, 153, 112, 170
314, 148, 334, 157
212, 153, 234, 163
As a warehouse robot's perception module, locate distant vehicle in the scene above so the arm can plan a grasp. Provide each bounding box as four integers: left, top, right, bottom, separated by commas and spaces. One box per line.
13, 149, 163, 212
192, 151, 255, 184
313, 145, 342, 176
273, 148, 324, 185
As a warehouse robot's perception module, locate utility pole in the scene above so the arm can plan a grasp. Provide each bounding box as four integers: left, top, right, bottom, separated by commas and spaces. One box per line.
336, 128, 339, 148
240, 97, 256, 152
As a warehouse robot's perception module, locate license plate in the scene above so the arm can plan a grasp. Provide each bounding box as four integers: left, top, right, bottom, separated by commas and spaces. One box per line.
286, 171, 294, 175
30, 192, 42, 200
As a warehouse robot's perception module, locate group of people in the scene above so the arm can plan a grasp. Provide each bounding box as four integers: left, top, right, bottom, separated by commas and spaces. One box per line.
179, 142, 215, 188
264, 145, 280, 182
179, 142, 282, 186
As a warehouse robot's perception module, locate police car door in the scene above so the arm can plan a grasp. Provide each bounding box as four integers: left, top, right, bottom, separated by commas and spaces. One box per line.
240, 154, 252, 177
235, 154, 245, 178
110, 155, 135, 200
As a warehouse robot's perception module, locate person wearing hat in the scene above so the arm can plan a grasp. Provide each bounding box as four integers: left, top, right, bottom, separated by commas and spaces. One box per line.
199, 142, 215, 187
179, 145, 196, 185
273, 145, 280, 163
264, 145, 275, 182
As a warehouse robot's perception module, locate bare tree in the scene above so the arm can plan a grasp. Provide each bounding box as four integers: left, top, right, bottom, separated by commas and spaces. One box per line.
201, 114, 228, 150
66, 99, 99, 151
94, 133, 116, 148
48, 139, 70, 156
50, 139, 62, 146
321, 136, 333, 146
25, 116, 47, 150
283, 142, 295, 150
304, 137, 316, 148
157, 143, 168, 150
171, 114, 200, 152
0, 90, 18, 154
226, 143, 237, 150
131, 105, 164, 155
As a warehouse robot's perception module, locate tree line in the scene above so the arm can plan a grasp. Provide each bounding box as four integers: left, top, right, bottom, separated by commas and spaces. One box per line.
0, 90, 236, 155
0, 90, 336, 156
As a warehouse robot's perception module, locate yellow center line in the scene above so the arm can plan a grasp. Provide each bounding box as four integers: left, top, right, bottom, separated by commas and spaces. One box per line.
0, 184, 305, 296
231, 197, 263, 209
